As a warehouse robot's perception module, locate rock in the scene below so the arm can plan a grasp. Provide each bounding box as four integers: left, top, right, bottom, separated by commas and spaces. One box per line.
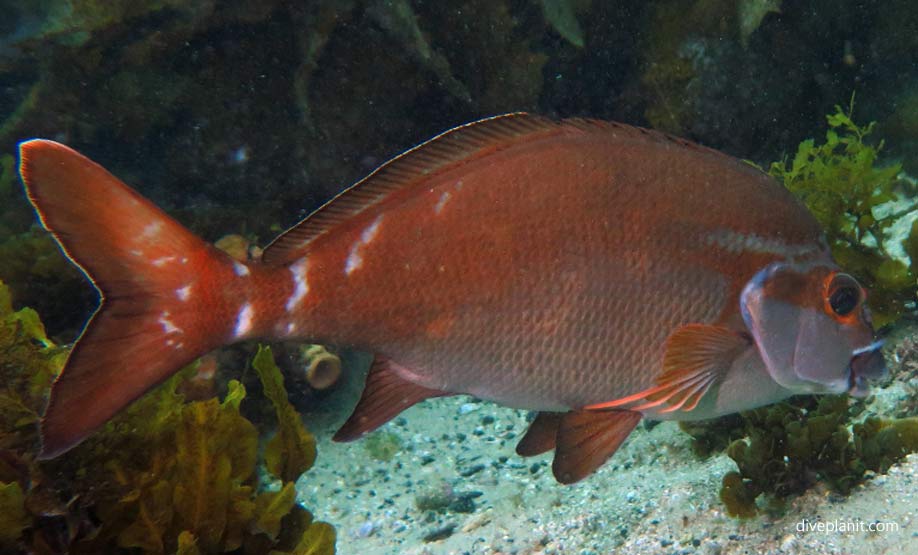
459, 403, 480, 415
422, 522, 457, 542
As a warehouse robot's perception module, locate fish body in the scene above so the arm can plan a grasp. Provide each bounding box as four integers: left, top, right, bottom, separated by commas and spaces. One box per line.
291, 121, 813, 412
18, 114, 885, 483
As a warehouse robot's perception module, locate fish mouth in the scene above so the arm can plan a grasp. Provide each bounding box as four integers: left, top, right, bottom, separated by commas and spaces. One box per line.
847, 340, 886, 397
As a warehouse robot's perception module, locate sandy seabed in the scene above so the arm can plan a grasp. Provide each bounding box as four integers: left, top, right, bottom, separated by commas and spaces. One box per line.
296, 355, 918, 555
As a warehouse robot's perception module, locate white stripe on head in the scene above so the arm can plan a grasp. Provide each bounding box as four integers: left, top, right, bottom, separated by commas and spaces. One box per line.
704, 229, 821, 260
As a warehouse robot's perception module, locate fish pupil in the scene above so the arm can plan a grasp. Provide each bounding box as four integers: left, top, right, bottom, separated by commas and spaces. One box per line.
829, 286, 859, 316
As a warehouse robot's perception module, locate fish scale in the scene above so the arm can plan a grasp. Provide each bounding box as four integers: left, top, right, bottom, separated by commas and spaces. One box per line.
18, 113, 883, 483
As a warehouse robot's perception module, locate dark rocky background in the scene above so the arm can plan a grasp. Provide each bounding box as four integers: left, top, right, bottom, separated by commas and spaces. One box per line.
1, 0, 917, 335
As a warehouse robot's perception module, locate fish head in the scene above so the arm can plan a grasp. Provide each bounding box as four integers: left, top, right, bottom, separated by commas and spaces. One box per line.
740, 262, 886, 397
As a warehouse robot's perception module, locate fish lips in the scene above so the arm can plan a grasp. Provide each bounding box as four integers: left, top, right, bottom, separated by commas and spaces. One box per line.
847, 341, 887, 398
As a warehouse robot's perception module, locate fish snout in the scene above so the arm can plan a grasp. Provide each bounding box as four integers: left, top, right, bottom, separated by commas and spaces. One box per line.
847, 341, 887, 397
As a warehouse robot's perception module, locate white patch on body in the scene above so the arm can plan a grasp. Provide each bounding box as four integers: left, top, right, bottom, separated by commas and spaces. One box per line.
158, 311, 182, 335
141, 221, 163, 239
286, 322, 297, 334
434, 190, 452, 214
176, 285, 192, 301
345, 215, 384, 276
130, 249, 144, 257
362, 215, 383, 243
152, 256, 176, 267
286, 259, 310, 312
233, 303, 255, 338
233, 261, 250, 276
345, 247, 363, 275
165, 338, 184, 349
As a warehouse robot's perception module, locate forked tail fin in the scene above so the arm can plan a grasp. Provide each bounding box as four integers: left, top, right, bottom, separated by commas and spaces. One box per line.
19, 140, 245, 458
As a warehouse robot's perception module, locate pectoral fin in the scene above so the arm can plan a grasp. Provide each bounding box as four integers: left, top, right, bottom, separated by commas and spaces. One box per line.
585, 324, 749, 413
552, 410, 642, 484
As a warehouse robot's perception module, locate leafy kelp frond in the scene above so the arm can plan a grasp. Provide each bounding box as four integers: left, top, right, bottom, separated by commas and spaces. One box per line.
252, 482, 297, 540
769, 98, 915, 325
0, 481, 28, 548
0, 283, 334, 554
252, 345, 317, 483
64, 370, 333, 554
170, 382, 259, 552
0, 279, 65, 454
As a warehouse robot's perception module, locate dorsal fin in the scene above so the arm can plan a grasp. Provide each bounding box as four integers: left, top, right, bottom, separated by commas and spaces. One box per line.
262, 113, 560, 265
262, 113, 758, 266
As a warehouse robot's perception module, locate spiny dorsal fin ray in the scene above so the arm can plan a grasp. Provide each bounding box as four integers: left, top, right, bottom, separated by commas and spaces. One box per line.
262, 113, 559, 265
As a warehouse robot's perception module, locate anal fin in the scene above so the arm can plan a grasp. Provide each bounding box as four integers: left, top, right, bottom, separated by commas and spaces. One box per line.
333, 356, 447, 442
552, 409, 642, 484
516, 412, 562, 457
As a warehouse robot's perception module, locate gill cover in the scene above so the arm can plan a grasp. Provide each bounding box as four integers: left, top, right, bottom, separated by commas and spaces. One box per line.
739, 262, 881, 395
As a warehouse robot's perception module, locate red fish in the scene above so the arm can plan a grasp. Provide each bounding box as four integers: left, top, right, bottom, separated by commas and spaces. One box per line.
18, 114, 885, 483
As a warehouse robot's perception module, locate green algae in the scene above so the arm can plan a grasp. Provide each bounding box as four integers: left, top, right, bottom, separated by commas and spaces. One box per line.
855, 416, 918, 473
639, 0, 738, 134
678, 413, 745, 458
769, 98, 913, 326
0, 278, 65, 454
252, 345, 317, 484
539, 0, 587, 48
717, 396, 918, 518
0, 154, 14, 198
0, 226, 92, 338
253, 483, 297, 541
363, 430, 403, 462
0, 481, 28, 547
0, 279, 335, 553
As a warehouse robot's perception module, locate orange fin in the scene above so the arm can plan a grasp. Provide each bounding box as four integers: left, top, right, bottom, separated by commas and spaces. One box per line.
333, 356, 448, 442
261, 113, 560, 265
585, 324, 749, 413
516, 412, 562, 457
552, 410, 642, 484
19, 140, 238, 458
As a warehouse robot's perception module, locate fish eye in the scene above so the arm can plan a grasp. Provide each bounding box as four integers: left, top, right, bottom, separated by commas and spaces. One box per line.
827, 274, 861, 317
